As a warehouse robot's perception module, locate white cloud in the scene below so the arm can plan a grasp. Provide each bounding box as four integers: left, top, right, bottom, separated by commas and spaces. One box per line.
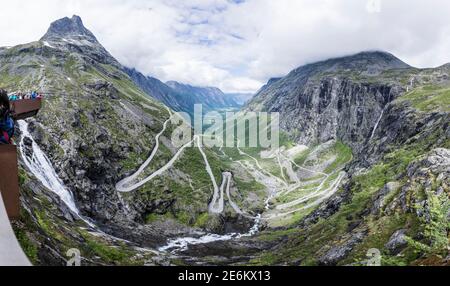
0, 0, 449, 93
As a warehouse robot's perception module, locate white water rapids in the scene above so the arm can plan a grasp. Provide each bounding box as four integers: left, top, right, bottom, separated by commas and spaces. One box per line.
18, 120, 79, 214
159, 214, 261, 253
17, 106, 347, 255
18, 120, 96, 228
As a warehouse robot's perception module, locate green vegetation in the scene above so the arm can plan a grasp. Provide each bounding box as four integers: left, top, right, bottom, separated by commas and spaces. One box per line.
121, 152, 147, 172
324, 141, 353, 174
175, 147, 223, 189
405, 191, 450, 257
293, 148, 312, 166
399, 85, 450, 112
144, 213, 162, 224
233, 176, 265, 194
130, 143, 228, 228
251, 165, 393, 265
12, 226, 39, 264
0, 69, 23, 88
5, 24, 448, 267
252, 118, 449, 265
79, 230, 150, 265
194, 213, 210, 228
63, 55, 80, 79
35, 210, 67, 242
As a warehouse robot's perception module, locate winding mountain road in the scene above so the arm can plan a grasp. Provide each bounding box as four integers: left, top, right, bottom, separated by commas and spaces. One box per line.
115, 108, 173, 192
265, 172, 345, 219
114, 106, 350, 225
114, 117, 236, 217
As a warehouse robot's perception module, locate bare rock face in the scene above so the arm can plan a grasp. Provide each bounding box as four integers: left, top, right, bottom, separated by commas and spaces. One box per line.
84, 80, 119, 99
40, 15, 119, 65
4, 13, 449, 266
41, 15, 98, 44
407, 148, 450, 177
242, 50, 449, 266
385, 229, 408, 255
318, 231, 366, 266
246, 52, 410, 154
397, 148, 450, 214
371, 182, 401, 215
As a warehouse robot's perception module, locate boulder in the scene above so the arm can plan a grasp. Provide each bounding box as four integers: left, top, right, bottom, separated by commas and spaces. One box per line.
319, 232, 366, 266
385, 229, 408, 255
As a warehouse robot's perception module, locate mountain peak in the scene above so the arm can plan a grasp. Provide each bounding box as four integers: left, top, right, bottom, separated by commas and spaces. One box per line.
292, 51, 411, 77
40, 15, 98, 43
336, 51, 410, 68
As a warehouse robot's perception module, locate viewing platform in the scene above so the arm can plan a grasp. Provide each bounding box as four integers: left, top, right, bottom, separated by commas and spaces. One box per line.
0, 98, 42, 266
10, 98, 42, 120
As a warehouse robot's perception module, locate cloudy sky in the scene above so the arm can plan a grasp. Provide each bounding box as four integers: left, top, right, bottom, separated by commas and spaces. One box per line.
0, 0, 449, 93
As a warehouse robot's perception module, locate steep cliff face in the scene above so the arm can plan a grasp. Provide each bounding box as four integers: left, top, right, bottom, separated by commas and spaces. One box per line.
242, 52, 450, 266
40, 15, 119, 66
247, 52, 408, 150
0, 16, 175, 242
122, 67, 184, 111
258, 78, 401, 152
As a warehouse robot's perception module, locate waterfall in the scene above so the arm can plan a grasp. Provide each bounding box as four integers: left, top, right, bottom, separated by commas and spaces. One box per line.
370, 108, 385, 140
18, 121, 100, 229
18, 120, 80, 215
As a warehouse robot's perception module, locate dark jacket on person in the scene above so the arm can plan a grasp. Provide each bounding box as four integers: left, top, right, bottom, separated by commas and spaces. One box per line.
0, 109, 14, 144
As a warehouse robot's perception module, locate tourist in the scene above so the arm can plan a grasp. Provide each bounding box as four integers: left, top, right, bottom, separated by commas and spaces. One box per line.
0, 89, 14, 144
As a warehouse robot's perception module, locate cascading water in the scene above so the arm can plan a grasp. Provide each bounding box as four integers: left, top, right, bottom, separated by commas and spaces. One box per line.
159, 214, 262, 254
369, 109, 385, 140
18, 120, 98, 228
370, 91, 393, 141
18, 120, 79, 214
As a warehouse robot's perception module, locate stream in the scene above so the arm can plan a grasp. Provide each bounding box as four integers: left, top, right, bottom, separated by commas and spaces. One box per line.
159, 214, 261, 254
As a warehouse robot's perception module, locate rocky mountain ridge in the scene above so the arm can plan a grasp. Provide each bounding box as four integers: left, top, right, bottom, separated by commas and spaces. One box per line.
41, 15, 99, 44
41, 15, 247, 115
125, 67, 245, 116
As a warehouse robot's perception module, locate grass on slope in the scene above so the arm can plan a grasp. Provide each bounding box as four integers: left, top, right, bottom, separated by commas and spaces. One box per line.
399, 85, 450, 112
250, 116, 449, 266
